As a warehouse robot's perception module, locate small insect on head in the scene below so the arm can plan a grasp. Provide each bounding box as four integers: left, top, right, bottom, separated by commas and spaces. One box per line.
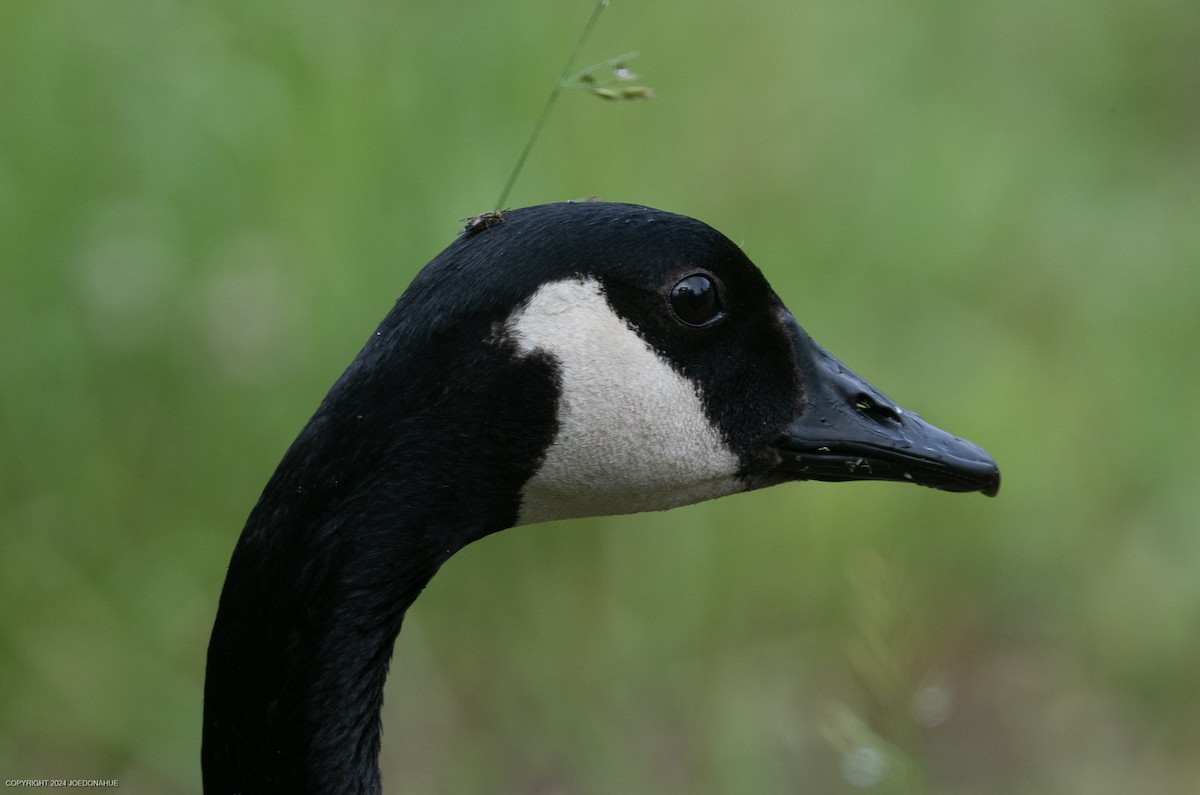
460, 210, 506, 237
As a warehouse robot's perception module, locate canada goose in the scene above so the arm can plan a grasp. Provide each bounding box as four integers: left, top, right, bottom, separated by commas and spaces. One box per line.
202, 201, 999, 793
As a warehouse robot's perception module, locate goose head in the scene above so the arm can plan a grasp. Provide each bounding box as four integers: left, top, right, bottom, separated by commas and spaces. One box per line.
445, 201, 998, 525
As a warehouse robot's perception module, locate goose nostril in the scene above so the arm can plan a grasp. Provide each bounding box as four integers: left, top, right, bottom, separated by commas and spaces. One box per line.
854, 393, 901, 424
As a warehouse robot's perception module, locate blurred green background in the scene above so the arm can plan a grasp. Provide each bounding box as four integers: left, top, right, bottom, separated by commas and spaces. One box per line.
2, 0, 1198, 792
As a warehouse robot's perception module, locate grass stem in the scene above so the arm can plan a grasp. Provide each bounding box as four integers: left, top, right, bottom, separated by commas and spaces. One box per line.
496, 0, 609, 209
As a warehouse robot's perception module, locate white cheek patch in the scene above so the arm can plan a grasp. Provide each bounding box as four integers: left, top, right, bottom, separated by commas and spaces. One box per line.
505, 276, 744, 525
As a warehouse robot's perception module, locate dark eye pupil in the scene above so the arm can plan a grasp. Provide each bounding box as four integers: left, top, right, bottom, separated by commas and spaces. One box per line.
670, 274, 722, 326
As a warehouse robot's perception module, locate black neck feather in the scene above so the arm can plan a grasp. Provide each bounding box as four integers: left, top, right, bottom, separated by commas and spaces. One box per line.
202, 290, 559, 794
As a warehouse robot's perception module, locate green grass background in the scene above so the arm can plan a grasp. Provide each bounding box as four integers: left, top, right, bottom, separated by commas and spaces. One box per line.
2, 0, 1198, 792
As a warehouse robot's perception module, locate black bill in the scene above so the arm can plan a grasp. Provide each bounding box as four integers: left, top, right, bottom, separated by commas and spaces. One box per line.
777, 316, 1000, 497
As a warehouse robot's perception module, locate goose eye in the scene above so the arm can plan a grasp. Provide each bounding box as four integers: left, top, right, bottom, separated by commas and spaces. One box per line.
669, 274, 724, 327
